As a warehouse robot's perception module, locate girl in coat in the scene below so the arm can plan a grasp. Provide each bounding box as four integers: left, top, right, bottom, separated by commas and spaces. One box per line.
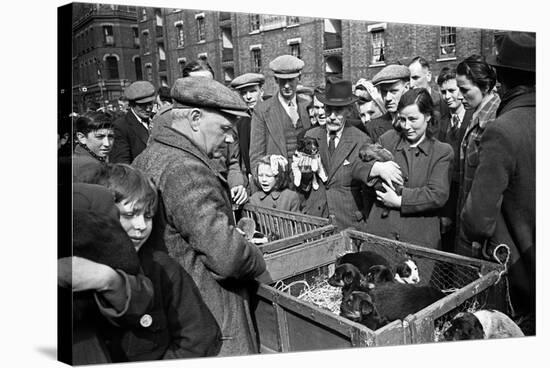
365, 88, 453, 250
249, 155, 301, 212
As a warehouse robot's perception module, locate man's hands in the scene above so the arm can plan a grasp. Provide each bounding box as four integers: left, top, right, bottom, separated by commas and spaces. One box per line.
231, 185, 248, 206
58, 256, 121, 292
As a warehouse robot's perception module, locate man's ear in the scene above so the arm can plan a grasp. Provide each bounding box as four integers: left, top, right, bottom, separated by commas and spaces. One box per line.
189, 108, 202, 131
75, 132, 87, 144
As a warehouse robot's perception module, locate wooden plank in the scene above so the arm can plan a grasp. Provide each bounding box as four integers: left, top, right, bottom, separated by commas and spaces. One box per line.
274, 302, 291, 352
242, 204, 331, 226
372, 319, 405, 346
259, 225, 337, 254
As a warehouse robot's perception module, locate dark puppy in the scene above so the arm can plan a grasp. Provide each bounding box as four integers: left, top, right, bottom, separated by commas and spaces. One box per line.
367, 283, 445, 323
340, 291, 388, 330
328, 263, 370, 299
335, 251, 391, 276
359, 143, 406, 217
366, 265, 395, 284
444, 310, 524, 341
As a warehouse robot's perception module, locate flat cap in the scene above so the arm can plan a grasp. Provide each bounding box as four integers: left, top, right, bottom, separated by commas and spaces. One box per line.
372, 65, 411, 86
124, 81, 156, 103
171, 76, 249, 117
230, 73, 265, 89
269, 55, 304, 79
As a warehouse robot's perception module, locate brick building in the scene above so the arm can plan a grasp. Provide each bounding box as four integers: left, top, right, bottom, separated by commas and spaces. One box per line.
72, 3, 141, 111
71, 3, 506, 107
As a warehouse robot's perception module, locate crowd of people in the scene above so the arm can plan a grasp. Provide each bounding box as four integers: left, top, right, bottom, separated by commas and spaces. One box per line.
58, 31, 536, 363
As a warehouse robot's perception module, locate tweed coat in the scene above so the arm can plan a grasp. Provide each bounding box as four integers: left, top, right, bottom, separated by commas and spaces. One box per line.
461, 89, 535, 316
301, 125, 373, 231
132, 123, 266, 356
110, 110, 150, 164
249, 94, 311, 171
365, 130, 453, 249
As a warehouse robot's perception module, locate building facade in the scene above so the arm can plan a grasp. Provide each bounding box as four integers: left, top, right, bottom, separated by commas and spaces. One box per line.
72, 3, 505, 108
72, 3, 141, 111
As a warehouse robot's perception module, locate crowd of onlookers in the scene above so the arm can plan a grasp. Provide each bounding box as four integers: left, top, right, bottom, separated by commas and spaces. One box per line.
58, 31, 535, 364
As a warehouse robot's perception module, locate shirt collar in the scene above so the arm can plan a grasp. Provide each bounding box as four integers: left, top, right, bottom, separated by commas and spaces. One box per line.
260, 190, 281, 200
395, 134, 431, 156
278, 93, 297, 110
131, 108, 149, 126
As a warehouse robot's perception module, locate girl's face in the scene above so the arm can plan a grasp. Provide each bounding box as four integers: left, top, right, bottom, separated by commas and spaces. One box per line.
257, 164, 276, 193
116, 199, 153, 252
398, 103, 430, 144
456, 74, 485, 110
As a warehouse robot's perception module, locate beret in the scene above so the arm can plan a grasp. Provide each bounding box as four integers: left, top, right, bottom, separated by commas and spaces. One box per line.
269, 55, 304, 79
171, 77, 249, 117
372, 65, 411, 86
230, 73, 265, 89
124, 81, 156, 103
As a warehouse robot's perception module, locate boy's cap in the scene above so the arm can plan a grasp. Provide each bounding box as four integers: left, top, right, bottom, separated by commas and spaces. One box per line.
230, 73, 265, 89
171, 77, 249, 117
372, 65, 411, 86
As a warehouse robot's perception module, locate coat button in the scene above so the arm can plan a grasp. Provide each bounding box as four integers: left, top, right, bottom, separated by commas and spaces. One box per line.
140, 314, 153, 328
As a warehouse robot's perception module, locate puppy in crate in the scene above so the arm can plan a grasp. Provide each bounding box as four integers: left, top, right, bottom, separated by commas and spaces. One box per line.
359, 143, 406, 218
291, 136, 328, 192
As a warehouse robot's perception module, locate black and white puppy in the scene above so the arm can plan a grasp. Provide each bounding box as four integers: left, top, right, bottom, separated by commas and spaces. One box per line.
291, 136, 328, 191
394, 259, 420, 284
444, 310, 525, 341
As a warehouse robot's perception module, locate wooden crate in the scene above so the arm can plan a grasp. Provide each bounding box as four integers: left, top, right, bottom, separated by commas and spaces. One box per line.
240, 203, 337, 256
252, 229, 507, 352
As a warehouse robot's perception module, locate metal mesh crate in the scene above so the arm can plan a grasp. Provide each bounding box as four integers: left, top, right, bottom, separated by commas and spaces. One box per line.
253, 229, 507, 352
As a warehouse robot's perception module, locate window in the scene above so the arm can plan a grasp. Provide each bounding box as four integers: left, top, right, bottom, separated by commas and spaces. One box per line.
155, 8, 163, 26
290, 43, 300, 59
249, 14, 260, 32
141, 8, 147, 21
196, 14, 205, 42
223, 67, 234, 85
105, 56, 119, 79
178, 57, 187, 76
371, 30, 385, 64
133, 27, 140, 47
142, 30, 150, 53
439, 26, 456, 58
145, 64, 153, 82
134, 57, 143, 80
287, 16, 299, 26
160, 76, 169, 87
251, 48, 261, 73
103, 25, 114, 45
176, 24, 184, 47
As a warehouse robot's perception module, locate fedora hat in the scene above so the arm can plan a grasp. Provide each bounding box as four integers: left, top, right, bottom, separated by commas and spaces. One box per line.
316, 77, 359, 107
487, 31, 535, 72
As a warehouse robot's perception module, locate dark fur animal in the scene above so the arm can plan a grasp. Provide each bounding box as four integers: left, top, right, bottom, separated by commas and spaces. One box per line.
358, 143, 406, 218
335, 251, 391, 276
444, 310, 524, 341
292, 136, 328, 191
339, 291, 388, 330
328, 263, 370, 299
366, 265, 395, 284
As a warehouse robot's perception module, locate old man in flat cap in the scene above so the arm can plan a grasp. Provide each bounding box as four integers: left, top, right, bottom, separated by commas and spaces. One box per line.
133, 77, 267, 356
249, 55, 311, 176
110, 80, 156, 164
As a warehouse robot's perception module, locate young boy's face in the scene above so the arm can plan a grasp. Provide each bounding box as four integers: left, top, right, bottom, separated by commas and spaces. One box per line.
257, 164, 276, 193
77, 128, 114, 158
116, 199, 153, 251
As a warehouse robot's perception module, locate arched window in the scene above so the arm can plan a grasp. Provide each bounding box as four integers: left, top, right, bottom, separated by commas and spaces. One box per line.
134, 56, 143, 80
105, 55, 119, 79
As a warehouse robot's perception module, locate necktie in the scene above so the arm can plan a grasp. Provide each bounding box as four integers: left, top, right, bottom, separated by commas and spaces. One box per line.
288, 101, 299, 127
328, 132, 336, 156
451, 114, 460, 129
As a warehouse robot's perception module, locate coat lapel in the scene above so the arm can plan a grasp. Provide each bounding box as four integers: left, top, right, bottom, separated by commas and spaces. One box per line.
297, 96, 311, 130
127, 112, 150, 146
327, 127, 357, 182
265, 97, 289, 156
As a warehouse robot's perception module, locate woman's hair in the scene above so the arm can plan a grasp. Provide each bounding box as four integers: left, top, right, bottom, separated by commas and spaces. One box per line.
397, 88, 436, 138
253, 155, 289, 192
80, 163, 158, 217
456, 54, 497, 94
75, 111, 113, 136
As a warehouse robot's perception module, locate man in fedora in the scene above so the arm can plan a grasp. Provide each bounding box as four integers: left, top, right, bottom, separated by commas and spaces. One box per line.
249, 55, 311, 174
230, 72, 265, 178
301, 77, 374, 231
133, 76, 267, 355
110, 80, 156, 164
368, 64, 411, 142
461, 31, 536, 334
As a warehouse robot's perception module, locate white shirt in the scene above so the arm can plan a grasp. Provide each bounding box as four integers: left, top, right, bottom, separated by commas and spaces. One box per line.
326, 128, 344, 149
278, 93, 298, 124
451, 106, 466, 129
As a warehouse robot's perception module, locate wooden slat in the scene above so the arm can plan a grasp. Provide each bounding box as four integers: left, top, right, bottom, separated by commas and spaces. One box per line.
274, 302, 291, 352
258, 225, 337, 254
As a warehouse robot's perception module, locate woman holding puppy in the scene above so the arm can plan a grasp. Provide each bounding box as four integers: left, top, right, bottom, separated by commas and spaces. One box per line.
365, 88, 453, 250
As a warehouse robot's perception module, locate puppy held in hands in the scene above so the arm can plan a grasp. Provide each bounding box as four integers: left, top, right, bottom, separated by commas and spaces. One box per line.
291, 137, 328, 191
359, 143, 405, 217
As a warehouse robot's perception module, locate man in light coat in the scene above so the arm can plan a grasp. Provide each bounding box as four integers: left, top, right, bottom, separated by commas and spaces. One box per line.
133, 76, 267, 355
